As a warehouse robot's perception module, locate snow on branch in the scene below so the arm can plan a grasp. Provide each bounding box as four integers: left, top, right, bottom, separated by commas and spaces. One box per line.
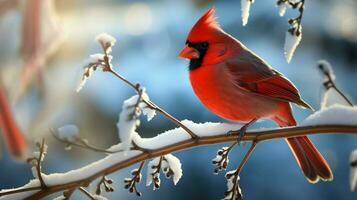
317, 60, 354, 108
146, 154, 182, 189
282, 0, 305, 63
241, 0, 254, 26
240, 0, 306, 63
2, 122, 357, 199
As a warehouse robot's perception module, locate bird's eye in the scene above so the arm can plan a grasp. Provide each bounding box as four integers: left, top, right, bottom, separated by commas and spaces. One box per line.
201, 42, 208, 48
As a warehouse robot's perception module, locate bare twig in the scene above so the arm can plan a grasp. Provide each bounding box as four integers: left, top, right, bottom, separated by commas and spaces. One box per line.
4, 124, 356, 199
212, 142, 237, 174
96, 175, 114, 195
51, 129, 123, 154
124, 161, 145, 196
79, 187, 95, 200
37, 139, 47, 187
26, 139, 47, 188
236, 141, 258, 176
93, 34, 198, 139
62, 189, 76, 200
277, 0, 305, 36
108, 69, 198, 139
318, 63, 354, 107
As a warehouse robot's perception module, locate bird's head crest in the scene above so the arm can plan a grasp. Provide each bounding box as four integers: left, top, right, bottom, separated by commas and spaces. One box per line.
187, 7, 222, 43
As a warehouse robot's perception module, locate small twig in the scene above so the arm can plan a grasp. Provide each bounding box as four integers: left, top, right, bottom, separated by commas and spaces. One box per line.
127, 83, 144, 121
212, 142, 238, 174
36, 139, 47, 188
79, 187, 96, 200
235, 141, 258, 175
124, 161, 145, 196
147, 156, 164, 190
108, 69, 198, 139
278, 0, 305, 36
62, 189, 76, 200
351, 160, 357, 167
95, 175, 114, 195
51, 129, 123, 154
318, 63, 354, 107
224, 141, 257, 200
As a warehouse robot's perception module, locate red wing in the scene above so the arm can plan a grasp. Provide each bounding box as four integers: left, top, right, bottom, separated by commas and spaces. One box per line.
257, 75, 301, 102
226, 50, 276, 83
226, 51, 312, 109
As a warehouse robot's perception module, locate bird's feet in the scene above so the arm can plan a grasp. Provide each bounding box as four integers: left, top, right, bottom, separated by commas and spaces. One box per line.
227, 118, 257, 145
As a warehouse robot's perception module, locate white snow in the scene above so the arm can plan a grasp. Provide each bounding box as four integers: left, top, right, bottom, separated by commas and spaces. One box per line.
76, 35, 114, 93
0, 149, 142, 199
31, 166, 39, 179
146, 154, 183, 187
350, 149, 357, 191
96, 33, 116, 53
241, 0, 254, 26
0, 120, 241, 199
4, 109, 357, 199
76, 54, 113, 92
117, 95, 141, 152
56, 124, 80, 142
76, 66, 94, 92
278, 2, 287, 17
318, 60, 336, 81
141, 90, 156, 121
162, 154, 183, 185
284, 29, 302, 63
142, 106, 156, 121
224, 170, 241, 200
133, 120, 242, 150
146, 157, 161, 188
88, 53, 105, 64
212, 147, 229, 173
321, 89, 352, 109
0, 180, 40, 200
303, 105, 357, 126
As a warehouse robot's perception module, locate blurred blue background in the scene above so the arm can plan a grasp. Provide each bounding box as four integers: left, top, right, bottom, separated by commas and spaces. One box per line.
0, 0, 357, 199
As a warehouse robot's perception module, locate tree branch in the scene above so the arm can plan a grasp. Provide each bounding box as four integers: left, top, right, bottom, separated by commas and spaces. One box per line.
108, 69, 198, 139
4, 124, 356, 200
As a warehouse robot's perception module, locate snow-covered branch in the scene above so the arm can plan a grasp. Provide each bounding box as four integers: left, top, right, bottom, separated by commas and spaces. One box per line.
240, 0, 306, 63
2, 120, 357, 199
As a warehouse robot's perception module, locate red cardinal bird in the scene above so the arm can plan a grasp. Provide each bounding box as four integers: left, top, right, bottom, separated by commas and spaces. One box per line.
179, 8, 333, 183
0, 81, 27, 159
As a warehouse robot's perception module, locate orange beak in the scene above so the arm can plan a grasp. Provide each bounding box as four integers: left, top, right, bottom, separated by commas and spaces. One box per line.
179, 45, 199, 59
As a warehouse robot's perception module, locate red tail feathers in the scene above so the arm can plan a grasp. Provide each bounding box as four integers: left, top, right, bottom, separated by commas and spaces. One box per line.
286, 137, 333, 183
273, 104, 333, 183
0, 82, 27, 159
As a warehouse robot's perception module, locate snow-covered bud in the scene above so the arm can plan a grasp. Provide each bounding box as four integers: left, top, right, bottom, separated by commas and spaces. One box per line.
224, 170, 243, 200
56, 124, 80, 142
212, 147, 230, 174
96, 33, 116, 54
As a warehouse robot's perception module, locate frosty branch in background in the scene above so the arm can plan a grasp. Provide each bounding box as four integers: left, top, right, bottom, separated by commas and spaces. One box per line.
77, 33, 197, 139
241, 0, 306, 63
318, 60, 354, 107
51, 127, 123, 154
